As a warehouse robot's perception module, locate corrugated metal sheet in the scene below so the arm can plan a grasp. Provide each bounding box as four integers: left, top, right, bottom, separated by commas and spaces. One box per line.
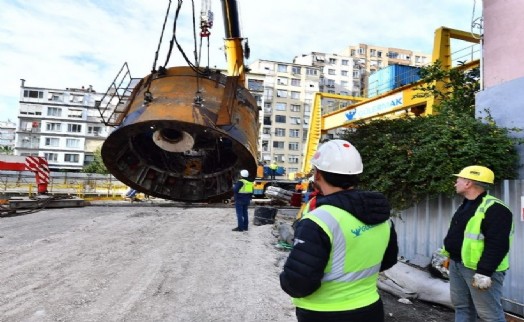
392, 180, 523, 316
367, 65, 421, 97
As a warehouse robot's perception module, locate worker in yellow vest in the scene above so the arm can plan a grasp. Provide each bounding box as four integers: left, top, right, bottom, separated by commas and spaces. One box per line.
441, 165, 514, 322
232, 169, 253, 232
280, 139, 398, 322
269, 161, 278, 180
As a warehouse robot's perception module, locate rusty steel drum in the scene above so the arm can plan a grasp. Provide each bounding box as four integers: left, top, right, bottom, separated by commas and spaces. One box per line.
102, 66, 259, 202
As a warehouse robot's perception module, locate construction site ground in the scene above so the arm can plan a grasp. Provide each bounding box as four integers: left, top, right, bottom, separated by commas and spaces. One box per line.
0, 201, 454, 322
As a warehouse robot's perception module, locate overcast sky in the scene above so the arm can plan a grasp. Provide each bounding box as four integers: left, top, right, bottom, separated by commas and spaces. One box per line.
0, 0, 480, 122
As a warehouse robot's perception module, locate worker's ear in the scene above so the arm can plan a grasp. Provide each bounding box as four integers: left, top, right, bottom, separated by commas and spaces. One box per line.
313, 169, 321, 182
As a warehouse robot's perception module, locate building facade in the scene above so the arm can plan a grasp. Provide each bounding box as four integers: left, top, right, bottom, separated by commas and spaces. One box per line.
248, 60, 320, 174
0, 120, 16, 152
15, 80, 115, 171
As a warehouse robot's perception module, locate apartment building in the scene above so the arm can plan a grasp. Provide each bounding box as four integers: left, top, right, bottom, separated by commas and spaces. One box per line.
248, 60, 321, 174
341, 44, 430, 97
15, 80, 116, 171
0, 120, 16, 151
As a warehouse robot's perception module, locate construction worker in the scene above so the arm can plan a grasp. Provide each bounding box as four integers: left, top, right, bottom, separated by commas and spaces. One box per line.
232, 169, 253, 232
269, 161, 278, 180
280, 139, 398, 322
441, 165, 514, 322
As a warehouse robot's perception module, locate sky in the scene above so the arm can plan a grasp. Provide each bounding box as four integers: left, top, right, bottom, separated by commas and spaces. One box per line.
0, 0, 480, 122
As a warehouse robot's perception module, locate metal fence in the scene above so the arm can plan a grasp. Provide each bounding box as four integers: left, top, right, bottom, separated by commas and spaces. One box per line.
0, 171, 129, 198
392, 180, 524, 316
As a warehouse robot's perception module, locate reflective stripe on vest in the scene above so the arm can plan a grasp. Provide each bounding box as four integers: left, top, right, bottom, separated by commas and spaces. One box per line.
462, 195, 514, 271
239, 179, 254, 193
293, 205, 390, 312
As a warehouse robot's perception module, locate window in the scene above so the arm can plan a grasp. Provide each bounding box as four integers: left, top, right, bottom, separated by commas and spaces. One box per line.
358, 48, 365, 55
263, 116, 271, 125
341, 70, 348, 76
291, 66, 301, 74
247, 79, 263, 91
66, 138, 80, 148
327, 79, 335, 87
377, 51, 383, 58
45, 137, 59, 147
48, 93, 63, 102
67, 124, 82, 133
290, 104, 301, 112
329, 58, 337, 64
350, 49, 356, 56
24, 90, 44, 99
306, 68, 317, 76
70, 95, 84, 103
261, 140, 269, 152
353, 70, 360, 78
290, 91, 300, 100
290, 117, 301, 125
341, 59, 349, 66
328, 69, 336, 75
277, 64, 288, 72
273, 141, 284, 149
341, 80, 349, 87
275, 103, 286, 111
64, 154, 80, 163
291, 78, 301, 87
275, 128, 286, 137
276, 90, 287, 98
263, 128, 271, 135
68, 109, 83, 118
44, 153, 58, 162
277, 77, 288, 86
275, 115, 286, 123
46, 123, 61, 131
88, 126, 102, 135
264, 88, 273, 101
47, 107, 62, 117
288, 155, 299, 164
288, 142, 299, 151
289, 129, 300, 137
370, 49, 377, 57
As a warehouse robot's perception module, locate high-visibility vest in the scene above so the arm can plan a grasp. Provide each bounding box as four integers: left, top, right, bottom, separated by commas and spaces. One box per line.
461, 195, 514, 271
293, 205, 390, 312
238, 179, 254, 194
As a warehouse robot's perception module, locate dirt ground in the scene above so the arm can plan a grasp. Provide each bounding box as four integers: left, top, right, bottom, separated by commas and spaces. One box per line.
0, 203, 454, 322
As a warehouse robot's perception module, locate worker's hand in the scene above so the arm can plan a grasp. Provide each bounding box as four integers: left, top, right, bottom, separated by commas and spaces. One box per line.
472, 273, 492, 290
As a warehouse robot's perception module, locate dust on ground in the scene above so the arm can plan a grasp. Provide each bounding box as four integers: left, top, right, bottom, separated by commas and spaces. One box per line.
0, 204, 453, 321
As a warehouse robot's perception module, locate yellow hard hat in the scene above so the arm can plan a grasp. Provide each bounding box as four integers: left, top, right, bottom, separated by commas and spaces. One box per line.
453, 165, 494, 184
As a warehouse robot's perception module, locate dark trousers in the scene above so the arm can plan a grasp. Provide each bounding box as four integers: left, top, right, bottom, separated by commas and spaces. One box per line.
296, 299, 384, 322
235, 202, 249, 231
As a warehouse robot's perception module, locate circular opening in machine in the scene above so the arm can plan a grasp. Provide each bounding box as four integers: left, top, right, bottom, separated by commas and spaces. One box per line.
153, 128, 195, 152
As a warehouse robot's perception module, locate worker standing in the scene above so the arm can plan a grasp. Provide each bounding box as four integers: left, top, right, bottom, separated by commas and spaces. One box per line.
441, 165, 514, 322
269, 161, 278, 180
280, 139, 398, 322
232, 169, 253, 232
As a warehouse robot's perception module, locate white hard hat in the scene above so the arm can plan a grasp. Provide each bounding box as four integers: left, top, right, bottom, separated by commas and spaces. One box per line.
240, 169, 249, 178
311, 139, 363, 175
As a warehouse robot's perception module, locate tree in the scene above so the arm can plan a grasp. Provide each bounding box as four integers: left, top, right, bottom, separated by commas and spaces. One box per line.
82, 147, 109, 174
341, 62, 520, 211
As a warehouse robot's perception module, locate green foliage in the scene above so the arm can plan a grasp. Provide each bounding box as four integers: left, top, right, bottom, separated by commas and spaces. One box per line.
82, 147, 109, 174
0, 145, 14, 155
341, 61, 520, 210
414, 60, 480, 115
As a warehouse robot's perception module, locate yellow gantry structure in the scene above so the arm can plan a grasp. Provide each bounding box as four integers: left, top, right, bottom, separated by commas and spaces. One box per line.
301, 27, 481, 175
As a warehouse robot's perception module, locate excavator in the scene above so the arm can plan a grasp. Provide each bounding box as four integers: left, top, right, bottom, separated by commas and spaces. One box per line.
97, 0, 258, 203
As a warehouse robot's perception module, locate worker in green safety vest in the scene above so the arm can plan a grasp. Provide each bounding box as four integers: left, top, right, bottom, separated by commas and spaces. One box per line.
269, 161, 278, 180
232, 169, 253, 232
280, 139, 398, 322
442, 165, 514, 322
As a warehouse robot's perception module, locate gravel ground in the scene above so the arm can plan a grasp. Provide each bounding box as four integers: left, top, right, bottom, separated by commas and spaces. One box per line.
0, 203, 454, 322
